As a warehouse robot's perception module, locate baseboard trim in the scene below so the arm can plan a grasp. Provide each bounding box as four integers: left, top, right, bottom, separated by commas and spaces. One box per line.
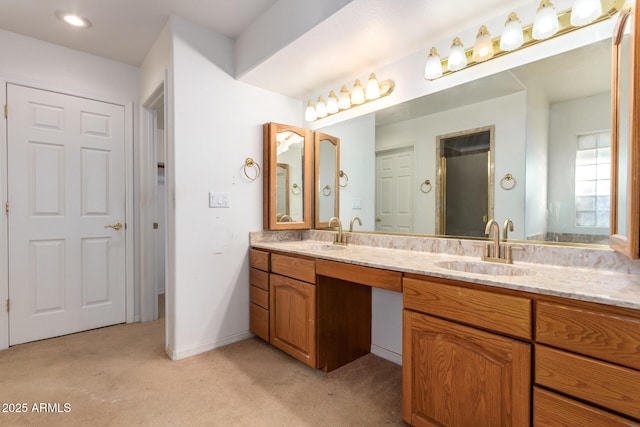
371, 344, 402, 366
166, 331, 254, 361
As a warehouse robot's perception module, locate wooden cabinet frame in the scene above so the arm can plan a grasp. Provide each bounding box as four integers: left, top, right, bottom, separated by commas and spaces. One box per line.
611, 3, 640, 258
263, 122, 313, 230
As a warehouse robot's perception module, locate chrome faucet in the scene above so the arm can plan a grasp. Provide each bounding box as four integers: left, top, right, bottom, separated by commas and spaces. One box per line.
349, 216, 362, 232
484, 219, 501, 259
328, 217, 346, 245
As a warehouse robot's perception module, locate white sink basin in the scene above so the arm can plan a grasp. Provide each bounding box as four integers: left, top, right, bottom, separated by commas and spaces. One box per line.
435, 260, 535, 277
302, 243, 347, 251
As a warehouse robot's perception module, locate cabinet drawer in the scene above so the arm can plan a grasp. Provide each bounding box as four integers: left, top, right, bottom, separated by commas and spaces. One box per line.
250, 267, 269, 291
533, 387, 638, 427
250, 285, 269, 309
316, 259, 402, 292
403, 277, 532, 339
535, 345, 640, 420
536, 301, 640, 370
250, 303, 269, 342
271, 253, 315, 283
250, 248, 270, 272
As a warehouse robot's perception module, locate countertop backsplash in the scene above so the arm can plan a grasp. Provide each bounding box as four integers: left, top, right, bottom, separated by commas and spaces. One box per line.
250, 230, 640, 275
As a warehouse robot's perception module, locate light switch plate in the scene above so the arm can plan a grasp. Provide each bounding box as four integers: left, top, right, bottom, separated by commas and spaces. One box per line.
209, 192, 230, 208
352, 198, 362, 209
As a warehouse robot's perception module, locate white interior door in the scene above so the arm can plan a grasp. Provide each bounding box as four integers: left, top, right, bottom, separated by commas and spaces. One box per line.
376, 147, 414, 233
7, 84, 126, 345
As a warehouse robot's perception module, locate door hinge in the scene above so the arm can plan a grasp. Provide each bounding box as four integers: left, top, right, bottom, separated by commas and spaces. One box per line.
5, 299, 9, 313
4, 201, 8, 216
3, 104, 7, 119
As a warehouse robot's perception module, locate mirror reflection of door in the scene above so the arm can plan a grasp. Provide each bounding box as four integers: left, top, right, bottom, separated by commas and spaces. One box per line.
376, 146, 414, 233
276, 163, 290, 220
437, 126, 494, 237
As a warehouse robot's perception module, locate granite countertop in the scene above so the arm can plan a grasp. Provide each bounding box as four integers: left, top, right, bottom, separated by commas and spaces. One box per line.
251, 239, 640, 311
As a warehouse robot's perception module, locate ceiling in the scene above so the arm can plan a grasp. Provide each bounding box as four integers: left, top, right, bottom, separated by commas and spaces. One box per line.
0, 0, 542, 99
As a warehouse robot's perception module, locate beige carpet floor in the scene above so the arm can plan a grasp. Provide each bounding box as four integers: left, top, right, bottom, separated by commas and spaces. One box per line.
0, 302, 403, 426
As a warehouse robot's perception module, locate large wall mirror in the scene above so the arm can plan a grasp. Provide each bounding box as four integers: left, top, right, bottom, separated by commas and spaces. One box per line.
314, 132, 340, 228
263, 122, 312, 230
318, 31, 615, 246
611, 3, 640, 258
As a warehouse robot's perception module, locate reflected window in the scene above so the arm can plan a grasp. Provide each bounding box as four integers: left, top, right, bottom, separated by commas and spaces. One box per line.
575, 130, 611, 227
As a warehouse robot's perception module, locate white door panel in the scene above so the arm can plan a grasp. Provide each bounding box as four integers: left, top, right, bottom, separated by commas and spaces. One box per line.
7, 84, 126, 345
376, 147, 414, 233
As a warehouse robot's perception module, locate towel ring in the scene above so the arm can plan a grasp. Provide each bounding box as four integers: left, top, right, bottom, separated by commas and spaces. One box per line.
500, 173, 516, 190
420, 179, 432, 194
323, 185, 332, 196
243, 157, 260, 181
339, 170, 349, 188
291, 183, 301, 195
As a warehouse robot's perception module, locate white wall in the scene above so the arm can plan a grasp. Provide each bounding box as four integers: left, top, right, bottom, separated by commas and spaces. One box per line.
524, 89, 550, 239
547, 91, 611, 235
168, 17, 302, 359
376, 92, 528, 237
0, 29, 140, 349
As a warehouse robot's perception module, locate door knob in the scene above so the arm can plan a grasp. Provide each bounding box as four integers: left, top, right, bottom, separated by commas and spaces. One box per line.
105, 222, 123, 231
375, 217, 381, 222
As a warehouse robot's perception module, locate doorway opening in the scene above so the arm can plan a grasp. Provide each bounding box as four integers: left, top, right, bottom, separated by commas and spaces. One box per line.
141, 83, 167, 326
436, 126, 494, 238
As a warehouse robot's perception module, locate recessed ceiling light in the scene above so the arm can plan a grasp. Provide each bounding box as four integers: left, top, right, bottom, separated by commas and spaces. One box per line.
55, 11, 91, 28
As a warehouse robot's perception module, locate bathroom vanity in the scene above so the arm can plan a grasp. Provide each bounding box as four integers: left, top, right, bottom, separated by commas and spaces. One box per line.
249, 234, 640, 426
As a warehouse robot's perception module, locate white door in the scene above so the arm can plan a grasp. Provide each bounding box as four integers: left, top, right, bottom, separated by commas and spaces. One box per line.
376, 147, 414, 233
7, 84, 126, 345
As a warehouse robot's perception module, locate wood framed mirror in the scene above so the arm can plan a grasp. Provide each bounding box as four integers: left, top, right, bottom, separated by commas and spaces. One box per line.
314, 132, 340, 228
610, 2, 640, 258
263, 122, 313, 229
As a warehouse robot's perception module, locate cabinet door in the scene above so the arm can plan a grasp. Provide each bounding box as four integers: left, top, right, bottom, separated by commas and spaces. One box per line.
403, 310, 530, 427
270, 274, 316, 368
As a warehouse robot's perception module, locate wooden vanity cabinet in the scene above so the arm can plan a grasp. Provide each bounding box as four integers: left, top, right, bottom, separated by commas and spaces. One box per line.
402, 276, 532, 426
249, 249, 270, 341
534, 300, 640, 425
269, 253, 317, 368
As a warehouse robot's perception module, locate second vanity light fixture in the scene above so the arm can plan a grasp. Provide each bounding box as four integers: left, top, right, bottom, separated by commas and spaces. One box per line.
424, 0, 621, 80
305, 73, 395, 122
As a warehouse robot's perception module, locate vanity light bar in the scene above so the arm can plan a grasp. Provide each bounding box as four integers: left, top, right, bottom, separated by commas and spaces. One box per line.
305, 74, 395, 122
425, 0, 624, 81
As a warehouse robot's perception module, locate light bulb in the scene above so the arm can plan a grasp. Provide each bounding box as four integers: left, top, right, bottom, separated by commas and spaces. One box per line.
351, 80, 365, 105
338, 85, 351, 110
571, 0, 602, 26
326, 90, 339, 114
447, 37, 467, 72
500, 13, 524, 51
472, 25, 494, 62
315, 96, 327, 118
304, 101, 317, 122
365, 73, 381, 100
533, 0, 559, 40
424, 47, 443, 80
